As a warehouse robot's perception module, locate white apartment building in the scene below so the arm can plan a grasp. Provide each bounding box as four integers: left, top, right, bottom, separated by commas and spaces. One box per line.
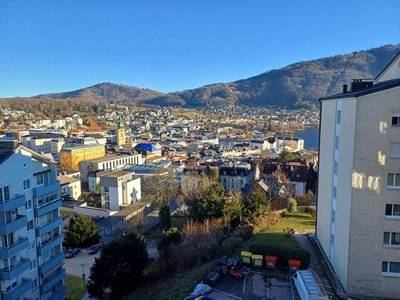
219, 161, 254, 192
100, 171, 141, 211
0, 140, 66, 300
317, 52, 400, 298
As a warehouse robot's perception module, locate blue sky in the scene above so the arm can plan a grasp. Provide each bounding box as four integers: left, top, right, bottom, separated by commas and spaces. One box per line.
1, 1, 399, 97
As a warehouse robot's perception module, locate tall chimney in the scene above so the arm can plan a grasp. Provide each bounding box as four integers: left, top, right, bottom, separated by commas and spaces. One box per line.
342, 84, 348, 94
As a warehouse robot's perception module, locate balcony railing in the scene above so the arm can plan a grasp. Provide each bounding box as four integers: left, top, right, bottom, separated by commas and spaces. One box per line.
46, 285, 67, 300
0, 215, 28, 235
36, 217, 62, 237
38, 235, 63, 256
34, 198, 61, 217
0, 237, 29, 258
39, 251, 65, 275
0, 258, 30, 280
41, 268, 66, 294
1, 277, 32, 300
0, 194, 26, 212
33, 182, 60, 198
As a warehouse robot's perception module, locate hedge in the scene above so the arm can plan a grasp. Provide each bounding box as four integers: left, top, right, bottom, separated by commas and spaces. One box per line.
296, 206, 309, 213
248, 242, 311, 269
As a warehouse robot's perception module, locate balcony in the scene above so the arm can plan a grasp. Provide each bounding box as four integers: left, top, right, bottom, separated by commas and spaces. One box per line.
1, 277, 32, 300
1, 278, 32, 300
0, 194, 26, 212
33, 181, 60, 198
0, 257, 30, 280
34, 198, 61, 217
41, 268, 66, 294
0, 215, 27, 235
39, 251, 64, 275
36, 217, 63, 237
0, 237, 29, 258
38, 235, 63, 256
46, 285, 67, 300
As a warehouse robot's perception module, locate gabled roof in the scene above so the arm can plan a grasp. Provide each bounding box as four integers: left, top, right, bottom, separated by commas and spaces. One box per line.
375, 50, 400, 83
0, 144, 58, 165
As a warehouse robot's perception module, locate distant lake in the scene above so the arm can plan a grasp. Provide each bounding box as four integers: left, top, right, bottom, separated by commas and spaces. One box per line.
294, 126, 319, 149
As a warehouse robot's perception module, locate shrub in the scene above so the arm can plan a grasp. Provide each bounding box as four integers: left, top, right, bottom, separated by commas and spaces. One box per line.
252, 212, 281, 233
283, 227, 295, 236
249, 242, 311, 269
296, 206, 309, 213
308, 206, 317, 217
222, 236, 244, 256
232, 225, 254, 242
287, 198, 298, 213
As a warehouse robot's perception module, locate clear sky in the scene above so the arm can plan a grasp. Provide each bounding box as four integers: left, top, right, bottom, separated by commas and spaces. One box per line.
1, 1, 399, 98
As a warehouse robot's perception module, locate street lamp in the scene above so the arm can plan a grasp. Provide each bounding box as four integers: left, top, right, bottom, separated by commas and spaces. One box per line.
81, 264, 86, 289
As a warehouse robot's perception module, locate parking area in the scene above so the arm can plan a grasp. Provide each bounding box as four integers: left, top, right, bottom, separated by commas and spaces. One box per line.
63, 247, 100, 278
202, 269, 300, 300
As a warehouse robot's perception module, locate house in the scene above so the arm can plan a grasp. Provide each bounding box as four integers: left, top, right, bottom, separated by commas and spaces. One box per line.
316, 51, 400, 298
58, 174, 82, 200
0, 140, 66, 299
219, 161, 254, 192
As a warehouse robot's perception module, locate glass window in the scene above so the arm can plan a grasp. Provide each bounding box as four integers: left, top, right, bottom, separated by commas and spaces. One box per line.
392, 233, 400, 245
389, 262, 400, 273
382, 261, 388, 272
23, 179, 30, 190
0, 186, 10, 202
336, 111, 341, 124
36, 174, 44, 185
387, 173, 400, 187
383, 232, 390, 244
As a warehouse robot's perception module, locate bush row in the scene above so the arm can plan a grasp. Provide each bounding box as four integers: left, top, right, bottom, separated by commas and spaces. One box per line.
296, 206, 317, 217
248, 242, 311, 269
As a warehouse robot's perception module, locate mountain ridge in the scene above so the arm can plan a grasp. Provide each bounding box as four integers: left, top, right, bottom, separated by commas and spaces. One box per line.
15, 44, 400, 108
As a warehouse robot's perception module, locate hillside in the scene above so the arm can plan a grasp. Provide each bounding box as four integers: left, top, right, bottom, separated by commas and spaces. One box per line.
23, 44, 400, 109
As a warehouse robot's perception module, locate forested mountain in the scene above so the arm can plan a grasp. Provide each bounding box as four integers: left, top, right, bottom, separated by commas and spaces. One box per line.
7, 44, 400, 109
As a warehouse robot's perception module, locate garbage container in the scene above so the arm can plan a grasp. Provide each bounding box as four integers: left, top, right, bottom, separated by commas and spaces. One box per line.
241, 251, 252, 265
265, 255, 277, 269
288, 259, 301, 272
252, 254, 263, 268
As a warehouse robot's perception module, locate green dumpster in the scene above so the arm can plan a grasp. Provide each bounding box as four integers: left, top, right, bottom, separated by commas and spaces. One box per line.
252, 254, 263, 268
241, 251, 252, 265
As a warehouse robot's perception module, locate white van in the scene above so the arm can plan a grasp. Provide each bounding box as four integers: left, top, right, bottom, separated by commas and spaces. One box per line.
292, 269, 329, 300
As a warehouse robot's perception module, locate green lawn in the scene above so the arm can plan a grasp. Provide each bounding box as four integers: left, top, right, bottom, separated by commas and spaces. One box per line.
65, 275, 86, 300
235, 212, 316, 255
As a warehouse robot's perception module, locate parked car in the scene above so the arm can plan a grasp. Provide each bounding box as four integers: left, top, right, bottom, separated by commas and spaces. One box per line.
88, 244, 102, 255
65, 247, 81, 258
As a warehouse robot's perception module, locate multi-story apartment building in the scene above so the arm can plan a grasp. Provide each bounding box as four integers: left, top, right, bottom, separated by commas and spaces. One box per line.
316, 52, 400, 298
0, 140, 66, 300
22, 133, 64, 154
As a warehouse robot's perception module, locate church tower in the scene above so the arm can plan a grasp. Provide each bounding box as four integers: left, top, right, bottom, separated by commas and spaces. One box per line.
117, 116, 125, 146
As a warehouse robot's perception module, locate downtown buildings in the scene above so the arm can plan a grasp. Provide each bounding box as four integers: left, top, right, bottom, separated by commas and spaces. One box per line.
0, 140, 66, 300
317, 52, 400, 298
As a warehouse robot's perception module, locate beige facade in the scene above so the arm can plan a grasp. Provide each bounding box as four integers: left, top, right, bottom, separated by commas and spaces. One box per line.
317, 53, 400, 298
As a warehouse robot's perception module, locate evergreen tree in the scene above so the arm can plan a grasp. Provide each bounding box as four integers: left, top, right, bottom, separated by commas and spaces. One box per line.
87, 233, 150, 300
65, 215, 100, 247
159, 200, 171, 230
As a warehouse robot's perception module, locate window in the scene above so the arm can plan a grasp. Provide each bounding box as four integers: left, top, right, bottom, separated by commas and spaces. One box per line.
29, 241, 35, 251
392, 115, 400, 126
23, 179, 30, 190
25, 199, 32, 210
335, 136, 340, 150
390, 143, 400, 158
32, 279, 38, 290
0, 186, 10, 202
6, 280, 17, 292
387, 173, 400, 188
336, 111, 341, 124
385, 204, 400, 217
27, 220, 34, 231
383, 232, 400, 246
382, 261, 400, 276
30, 258, 37, 270
36, 173, 44, 185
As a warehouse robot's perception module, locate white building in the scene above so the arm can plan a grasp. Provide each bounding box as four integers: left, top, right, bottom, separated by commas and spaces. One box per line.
100, 171, 141, 211
219, 161, 254, 192
0, 140, 66, 300
316, 52, 400, 298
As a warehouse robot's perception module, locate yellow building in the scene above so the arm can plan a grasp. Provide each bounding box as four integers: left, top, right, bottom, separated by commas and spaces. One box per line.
59, 144, 105, 170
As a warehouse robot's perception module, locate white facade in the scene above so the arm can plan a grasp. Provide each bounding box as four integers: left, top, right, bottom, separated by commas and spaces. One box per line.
100, 171, 141, 211
317, 53, 400, 298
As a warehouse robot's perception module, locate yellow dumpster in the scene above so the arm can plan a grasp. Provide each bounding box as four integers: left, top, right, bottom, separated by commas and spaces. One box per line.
252, 254, 263, 268
241, 251, 252, 265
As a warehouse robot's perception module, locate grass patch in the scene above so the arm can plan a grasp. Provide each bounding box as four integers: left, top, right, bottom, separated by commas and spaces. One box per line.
129, 261, 215, 300
235, 212, 316, 256
65, 275, 86, 300
170, 108, 205, 119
